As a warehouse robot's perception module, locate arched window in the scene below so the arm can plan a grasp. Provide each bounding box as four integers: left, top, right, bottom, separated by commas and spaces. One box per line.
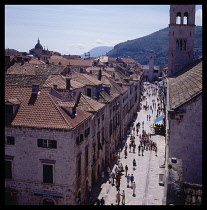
176, 12, 181, 24
176, 40, 179, 50
179, 39, 183, 51
183, 40, 187, 51
183, 12, 188, 24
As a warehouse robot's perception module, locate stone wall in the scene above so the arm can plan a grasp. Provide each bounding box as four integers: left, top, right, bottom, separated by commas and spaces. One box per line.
168, 94, 202, 184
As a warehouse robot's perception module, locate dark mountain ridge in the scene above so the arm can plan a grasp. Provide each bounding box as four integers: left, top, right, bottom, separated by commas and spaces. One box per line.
107, 26, 202, 66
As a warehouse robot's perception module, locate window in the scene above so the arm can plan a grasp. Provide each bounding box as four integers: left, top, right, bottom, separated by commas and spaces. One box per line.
43, 164, 53, 184
77, 157, 81, 177
87, 88, 92, 97
176, 12, 181, 24
109, 120, 112, 135
37, 139, 57, 149
85, 147, 89, 167
5, 160, 12, 179
183, 12, 188, 24
5, 104, 13, 114
102, 114, 104, 121
98, 117, 100, 125
85, 127, 90, 137
5, 136, 15, 145
154, 70, 159, 74
76, 134, 84, 145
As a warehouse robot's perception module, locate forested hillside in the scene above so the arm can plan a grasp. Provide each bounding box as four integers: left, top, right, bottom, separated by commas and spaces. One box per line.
107, 26, 202, 66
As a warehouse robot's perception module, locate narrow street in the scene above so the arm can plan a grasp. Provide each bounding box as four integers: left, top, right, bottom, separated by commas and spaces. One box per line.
90, 82, 166, 205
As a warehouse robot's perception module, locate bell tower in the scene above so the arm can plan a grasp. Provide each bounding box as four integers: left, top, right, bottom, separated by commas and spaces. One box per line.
167, 5, 195, 77
148, 50, 154, 82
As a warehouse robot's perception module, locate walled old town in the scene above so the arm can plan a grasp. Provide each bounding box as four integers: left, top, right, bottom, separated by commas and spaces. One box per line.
5, 5, 202, 205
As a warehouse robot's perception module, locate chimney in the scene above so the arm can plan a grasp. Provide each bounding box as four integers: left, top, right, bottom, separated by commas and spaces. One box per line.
17, 56, 22, 63
66, 77, 71, 91
53, 84, 57, 90
28, 85, 39, 105
32, 84, 39, 94
98, 68, 102, 81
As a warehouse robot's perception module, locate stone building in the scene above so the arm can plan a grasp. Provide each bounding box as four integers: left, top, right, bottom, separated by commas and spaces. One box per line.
167, 5, 195, 77
29, 38, 51, 62
5, 54, 143, 205
5, 85, 94, 205
164, 5, 202, 205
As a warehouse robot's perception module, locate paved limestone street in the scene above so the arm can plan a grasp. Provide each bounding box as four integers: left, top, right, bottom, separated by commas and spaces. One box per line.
90, 82, 166, 205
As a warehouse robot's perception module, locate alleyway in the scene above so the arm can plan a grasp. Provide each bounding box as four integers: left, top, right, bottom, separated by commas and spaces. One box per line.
89, 82, 166, 205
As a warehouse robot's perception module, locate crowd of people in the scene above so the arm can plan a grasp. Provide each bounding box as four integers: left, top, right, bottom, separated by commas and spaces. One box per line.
91, 82, 163, 205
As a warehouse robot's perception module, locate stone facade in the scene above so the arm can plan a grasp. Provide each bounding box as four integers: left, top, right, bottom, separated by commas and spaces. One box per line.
5, 123, 94, 205
5, 51, 143, 205
168, 94, 202, 184
168, 5, 195, 77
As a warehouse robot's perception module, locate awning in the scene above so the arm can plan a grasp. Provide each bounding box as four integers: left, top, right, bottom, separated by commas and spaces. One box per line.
158, 81, 163, 86
154, 115, 164, 124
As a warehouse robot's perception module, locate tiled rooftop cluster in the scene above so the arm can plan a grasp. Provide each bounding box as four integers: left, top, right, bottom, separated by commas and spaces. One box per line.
5, 53, 143, 205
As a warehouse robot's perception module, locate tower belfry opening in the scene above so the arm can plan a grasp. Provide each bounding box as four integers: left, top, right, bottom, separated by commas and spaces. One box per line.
167, 5, 195, 77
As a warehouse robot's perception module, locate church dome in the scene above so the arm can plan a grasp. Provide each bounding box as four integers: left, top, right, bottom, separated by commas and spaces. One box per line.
35, 38, 43, 50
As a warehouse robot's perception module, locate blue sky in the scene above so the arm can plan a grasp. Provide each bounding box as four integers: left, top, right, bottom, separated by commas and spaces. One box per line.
5, 5, 202, 55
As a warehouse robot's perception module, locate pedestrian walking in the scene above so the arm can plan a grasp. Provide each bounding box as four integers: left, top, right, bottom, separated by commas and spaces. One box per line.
130, 174, 134, 186
132, 182, 136, 196
116, 191, 121, 205
125, 165, 128, 176
125, 143, 128, 150
133, 159, 136, 170
136, 128, 139, 136
121, 190, 125, 205
116, 173, 121, 190
100, 197, 105, 205
118, 148, 121, 158
107, 166, 111, 177
95, 197, 100, 205
129, 143, 132, 152
111, 172, 115, 185
155, 146, 158, 156
133, 143, 136, 153
138, 144, 141, 156
141, 145, 144, 156
124, 148, 127, 158
101, 171, 104, 182
127, 174, 130, 187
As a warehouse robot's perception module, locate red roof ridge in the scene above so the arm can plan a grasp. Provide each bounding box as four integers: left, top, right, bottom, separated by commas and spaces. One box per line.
48, 93, 73, 129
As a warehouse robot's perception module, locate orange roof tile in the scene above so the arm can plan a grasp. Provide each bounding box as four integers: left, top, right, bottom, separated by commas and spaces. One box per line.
5, 85, 91, 130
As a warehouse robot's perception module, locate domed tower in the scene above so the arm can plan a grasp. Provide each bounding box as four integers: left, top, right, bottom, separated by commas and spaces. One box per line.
167, 5, 195, 77
34, 37, 43, 57
35, 37, 43, 50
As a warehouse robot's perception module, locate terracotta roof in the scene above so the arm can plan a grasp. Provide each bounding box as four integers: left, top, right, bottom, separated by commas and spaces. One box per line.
78, 93, 105, 112
6, 63, 66, 75
5, 74, 49, 87
71, 72, 103, 86
29, 57, 46, 64
43, 74, 85, 89
108, 57, 117, 62
49, 56, 93, 67
169, 58, 202, 110
5, 85, 91, 130
120, 58, 138, 64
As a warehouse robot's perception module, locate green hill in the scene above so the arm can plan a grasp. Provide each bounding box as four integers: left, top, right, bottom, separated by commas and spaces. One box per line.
107, 26, 202, 66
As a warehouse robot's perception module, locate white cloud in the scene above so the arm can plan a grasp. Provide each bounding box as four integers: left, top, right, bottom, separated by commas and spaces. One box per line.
195, 9, 202, 26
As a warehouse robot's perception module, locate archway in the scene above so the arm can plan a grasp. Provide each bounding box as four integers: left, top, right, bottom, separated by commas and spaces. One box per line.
42, 198, 55, 205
